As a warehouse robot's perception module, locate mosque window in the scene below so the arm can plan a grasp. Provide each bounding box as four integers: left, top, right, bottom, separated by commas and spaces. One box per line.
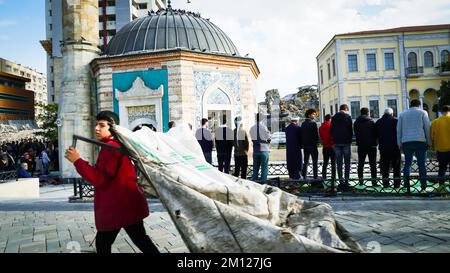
327, 63, 331, 79
348, 54, 358, 72
332, 59, 336, 77
320, 69, 323, 85
350, 101, 360, 120
408, 52, 417, 68
424, 51, 434, 67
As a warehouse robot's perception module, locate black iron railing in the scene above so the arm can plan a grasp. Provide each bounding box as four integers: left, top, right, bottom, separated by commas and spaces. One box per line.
71, 160, 448, 199
0, 170, 18, 183
406, 66, 424, 75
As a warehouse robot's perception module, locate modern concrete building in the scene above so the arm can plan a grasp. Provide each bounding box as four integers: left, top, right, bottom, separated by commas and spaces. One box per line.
317, 24, 450, 121
0, 71, 35, 122
41, 0, 167, 105
0, 58, 48, 121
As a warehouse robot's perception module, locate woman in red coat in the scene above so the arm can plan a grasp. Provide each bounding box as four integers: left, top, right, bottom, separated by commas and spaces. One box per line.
65, 111, 159, 253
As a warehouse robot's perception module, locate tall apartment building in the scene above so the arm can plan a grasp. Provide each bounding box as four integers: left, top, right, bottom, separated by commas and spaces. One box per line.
41, 0, 166, 104
0, 58, 48, 122
317, 24, 450, 121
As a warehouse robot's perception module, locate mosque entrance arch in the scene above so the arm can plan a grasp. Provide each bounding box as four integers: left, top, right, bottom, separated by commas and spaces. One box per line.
202, 87, 234, 136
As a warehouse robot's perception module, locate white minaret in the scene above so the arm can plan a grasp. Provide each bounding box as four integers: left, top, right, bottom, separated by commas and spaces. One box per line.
58, 0, 100, 179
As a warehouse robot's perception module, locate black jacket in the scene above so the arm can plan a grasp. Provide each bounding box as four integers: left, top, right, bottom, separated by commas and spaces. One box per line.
354, 115, 377, 147
331, 111, 353, 145
375, 114, 400, 152
215, 126, 234, 155
300, 119, 319, 147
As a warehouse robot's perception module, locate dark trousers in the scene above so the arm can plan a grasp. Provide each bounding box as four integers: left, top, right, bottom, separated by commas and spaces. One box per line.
217, 152, 232, 173
302, 146, 319, 179
203, 152, 212, 164
322, 147, 336, 180
437, 151, 450, 184
334, 145, 351, 185
95, 220, 159, 254
357, 146, 378, 186
380, 149, 401, 188
233, 155, 248, 179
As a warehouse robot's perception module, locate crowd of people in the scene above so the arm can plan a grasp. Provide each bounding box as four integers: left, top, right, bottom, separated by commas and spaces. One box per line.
0, 138, 58, 178
193, 100, 450, 193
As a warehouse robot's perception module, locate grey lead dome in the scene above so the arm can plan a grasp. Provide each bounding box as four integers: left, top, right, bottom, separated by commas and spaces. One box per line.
104, 8, 240, 57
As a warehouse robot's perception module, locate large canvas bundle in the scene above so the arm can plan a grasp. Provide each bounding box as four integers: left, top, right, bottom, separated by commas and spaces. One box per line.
112, 124, 363, 253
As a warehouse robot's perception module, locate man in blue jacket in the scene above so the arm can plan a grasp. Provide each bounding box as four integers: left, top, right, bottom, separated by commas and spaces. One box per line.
331, 104, 353, 191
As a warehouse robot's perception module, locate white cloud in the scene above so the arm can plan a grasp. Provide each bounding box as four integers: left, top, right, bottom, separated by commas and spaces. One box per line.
171, 0, 450, 102
0, 20, 16, 27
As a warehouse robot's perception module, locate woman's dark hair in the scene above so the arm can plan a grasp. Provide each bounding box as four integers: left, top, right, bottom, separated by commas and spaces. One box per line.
324, 114, 332, 121
201, 118, 209, 126
96, 111, 119, 125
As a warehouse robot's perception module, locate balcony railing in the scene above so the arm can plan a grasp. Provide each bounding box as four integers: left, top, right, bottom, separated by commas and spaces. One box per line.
406, 66, 424, 76
439, 62, 450, 74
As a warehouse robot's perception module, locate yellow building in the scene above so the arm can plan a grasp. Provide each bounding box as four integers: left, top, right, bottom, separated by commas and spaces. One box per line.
317, 24, 450, 121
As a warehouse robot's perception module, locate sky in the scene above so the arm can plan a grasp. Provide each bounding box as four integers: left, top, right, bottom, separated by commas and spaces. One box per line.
1, 0, 450, 103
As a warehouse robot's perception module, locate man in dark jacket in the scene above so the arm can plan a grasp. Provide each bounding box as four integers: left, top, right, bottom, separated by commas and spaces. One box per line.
233, 117, 249, 179
195, 118, 214, 164
354, 107, 378, 186
376, 108, 401, 188
331, 104, 353, 191
215, 116, 234, 174
285, 116, 302, 179
301, 109, 319, 180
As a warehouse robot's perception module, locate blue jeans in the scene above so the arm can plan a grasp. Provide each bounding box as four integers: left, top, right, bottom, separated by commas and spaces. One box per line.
252, 151, 269, 182
402, 141, 428, 188
334, 145, 351, 185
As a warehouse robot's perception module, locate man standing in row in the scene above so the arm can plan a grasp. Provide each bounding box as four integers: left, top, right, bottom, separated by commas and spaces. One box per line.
331, 104, 353, 191
250, 113, 271, 182
285, 116, 302, 179
233, 117, 250, 179
195, 118, 214, 164
301, 109, 319, 181
354, 107, 378, 186
431, 105, 450, 192
397, 99, 431, 191
215, 116, 234, 174
376, 108, 401, 188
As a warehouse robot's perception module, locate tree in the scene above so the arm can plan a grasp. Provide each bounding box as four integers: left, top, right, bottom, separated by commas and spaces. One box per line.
438, 79, 450, 110
35, 103, 58, 142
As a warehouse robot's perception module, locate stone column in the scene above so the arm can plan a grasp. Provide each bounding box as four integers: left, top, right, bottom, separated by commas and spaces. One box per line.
58, 0, 100, 179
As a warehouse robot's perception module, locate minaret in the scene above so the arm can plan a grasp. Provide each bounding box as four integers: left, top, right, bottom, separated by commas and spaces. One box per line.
59, 0, 100, 179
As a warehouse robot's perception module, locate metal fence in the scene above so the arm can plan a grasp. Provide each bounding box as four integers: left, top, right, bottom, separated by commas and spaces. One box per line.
0, 170, 18, 183
71, 159, 448, 199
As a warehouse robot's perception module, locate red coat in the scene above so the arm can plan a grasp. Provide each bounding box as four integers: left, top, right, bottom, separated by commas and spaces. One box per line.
74, 136, 149, 231
319, 121, 334, 148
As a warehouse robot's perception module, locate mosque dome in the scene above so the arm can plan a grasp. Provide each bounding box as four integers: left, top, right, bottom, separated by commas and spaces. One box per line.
104, 6, 240, 57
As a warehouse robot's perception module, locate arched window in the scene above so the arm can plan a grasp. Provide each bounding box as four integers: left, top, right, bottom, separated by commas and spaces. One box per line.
408, 52, 417, 68
424, 51, 434, 67
442, 50, 450, 64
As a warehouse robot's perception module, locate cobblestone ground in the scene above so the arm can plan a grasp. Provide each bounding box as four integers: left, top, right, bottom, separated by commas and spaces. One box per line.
0, 185, 449, 253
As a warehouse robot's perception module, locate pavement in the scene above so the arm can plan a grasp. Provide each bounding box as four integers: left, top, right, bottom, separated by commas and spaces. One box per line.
0, 184, 449, 253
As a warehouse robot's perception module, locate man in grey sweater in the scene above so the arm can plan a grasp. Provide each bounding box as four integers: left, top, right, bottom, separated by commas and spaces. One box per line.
397, 99, 431, 191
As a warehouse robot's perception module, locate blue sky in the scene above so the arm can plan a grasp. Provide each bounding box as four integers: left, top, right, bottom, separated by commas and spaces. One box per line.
0, 0, 46, 72
1, 0, 450, 102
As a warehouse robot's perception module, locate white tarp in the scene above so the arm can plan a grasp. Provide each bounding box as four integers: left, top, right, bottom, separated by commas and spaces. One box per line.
112, 124, 363, 253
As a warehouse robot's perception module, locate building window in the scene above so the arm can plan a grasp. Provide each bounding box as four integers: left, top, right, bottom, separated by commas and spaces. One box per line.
323, 108, 326, 117
335, 103, 338, 115
384, 52, 395, 70
330, 105, 333, 115
20, 71, 25, 76
332, 59, 336, 77
442, 50, 449, 63
387, 99, 398, 117
50, 66, 54, 73
49, 10, 52, 16
366, 53, 377, 71
51, 81, 54, 88
320, 69, 323, 85
49, 24, 52, 31
350, 101, 360, 120
408, 52, 417, 68
369, 100, 380, 119
327, 63, 331, 79
348, 54, 358, 72
5, 65, 11, 72
424, 51, 434, 68
51, 95, 55, 102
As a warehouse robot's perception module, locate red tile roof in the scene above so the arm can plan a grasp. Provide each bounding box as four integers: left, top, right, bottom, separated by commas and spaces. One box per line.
337, 24, 450, 37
